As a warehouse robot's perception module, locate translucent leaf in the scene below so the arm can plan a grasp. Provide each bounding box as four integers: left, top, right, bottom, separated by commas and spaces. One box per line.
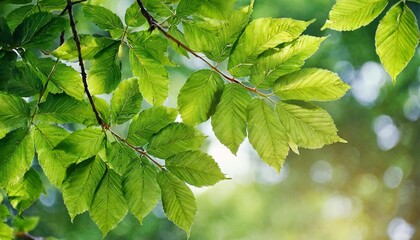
166, 150, 226, 187
124, 160, 160, 223
274, 68, 350, 101
93, 96, 111, 124
158, 171, 196, 235
7, 168, 44, 213
83, 5, 124, 31
211, 84, 251, 154
0, 223, 13, 240
127, 106, 177, 146
178, 69, 224, 125
228, 18, 313, 77
176, 0, 202, 18
147, 123, 206, 159
35, 94, 96, 125
167, 26, 189, 57
375, 3, 419, 82
0, 93, 30, 139
143, 0, 173, 17
322, 0, 388, 31
0, 128, 34, 187
110, 78, 143, 125
90, 169, 127, 236
125, 2, 146, 27
247, 98, 288, 172
54, 127, 105, 162
276, 101, 345, 149
105, 141, 137, 175
250, 36, 326, 89
62, 156, 106, 220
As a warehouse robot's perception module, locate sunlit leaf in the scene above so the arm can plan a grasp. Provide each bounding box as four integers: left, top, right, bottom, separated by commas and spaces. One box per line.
125, 2, 146, 27
0, 93, 30, 139
105, 141, 137, 175
83, 5, 124, 31
110, 77, 142, 125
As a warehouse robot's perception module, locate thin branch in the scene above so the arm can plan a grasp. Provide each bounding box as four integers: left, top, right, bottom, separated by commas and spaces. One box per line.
66, 0, 105, 127
60, 0, 87, 16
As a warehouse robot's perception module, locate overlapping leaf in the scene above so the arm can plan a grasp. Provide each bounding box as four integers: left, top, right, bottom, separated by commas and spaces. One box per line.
110, 78, 143, 125
0, 93, 30, 139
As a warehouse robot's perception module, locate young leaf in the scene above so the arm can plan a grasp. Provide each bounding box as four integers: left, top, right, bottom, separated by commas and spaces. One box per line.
274, 68, 350, 101
0, 128, 34, 188
168, 26, 189, 57
83, 5, 124, 31
147, 123, 206, 159
228, 18, 313, 77
276, 101, 345, 149
124, 160, 160, 223
0, 223, 13, 240
158, 171, 196, 235
0, 93, 30, 139
250, 36, 326, 89
178, 69, 224, 125
125, 2, 146, 27
90, 169, 128, 237
7, 168, 44, 214
127, 106, 178, 146
105, 141, 137, 175
322, 0, 388, 31
211, 84, 251, 154
375, 3, 419, 82
247, 98, 289, 172
110, 78, 143, 125
54, 127, 105, 162
165, 150, 226, 187
62, 156, 106, 220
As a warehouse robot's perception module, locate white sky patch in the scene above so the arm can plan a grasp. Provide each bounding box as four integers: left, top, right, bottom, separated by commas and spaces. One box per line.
383, 166, 404, 189
373, 115, 400, 151
387, 218, 415, 240
310, 160, 333, 184
351, 62, 387, 106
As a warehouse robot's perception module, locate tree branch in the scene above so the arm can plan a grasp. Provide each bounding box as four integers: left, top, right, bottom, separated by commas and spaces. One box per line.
66, 0, 105, 127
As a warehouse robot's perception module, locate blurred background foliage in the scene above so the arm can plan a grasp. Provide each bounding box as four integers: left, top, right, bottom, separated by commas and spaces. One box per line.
2, 0, 420, 239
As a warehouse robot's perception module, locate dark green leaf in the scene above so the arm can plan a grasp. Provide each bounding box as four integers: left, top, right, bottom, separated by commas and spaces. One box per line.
0, 17, 12, 46
7, 61, 43, 97
5, 5, 36, 30
39, 0, 67, 10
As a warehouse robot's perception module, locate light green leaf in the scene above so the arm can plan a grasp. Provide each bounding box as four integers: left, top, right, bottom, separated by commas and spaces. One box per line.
166, 151, 225, 187
176, 0, 202, 18
127, 106, 177, 146
322, 0, 388, 31
7, 168, 44, 213
276, 101, 345, 149
250, 36, 326, 89
167, 26, 189, 57
0, 128, 34, 187
125, 2, 146, 27
13, 216, 39, 233
178, 69, 224, 125
0, 93, 30, 139
228, 18, 313, 77
54, 127, 105, 161
35, 94, 96, 125
88, 42, 121, 95
90, 169, 128, 236
129, 48, 168, 105
375, 3, 419, 82
93, 96, 111, 124
143, 0, 173, 17
52, 35, 115, 61
105, 141, 137, 175
39, 0, 67, 10
211, 84, 251, 154
83, 5, 124, 31
158, 171, 196, 235
247, 98, 288, 172
274, 68, 350, 101
110, 78, 142, 125
147, 123, 206, 159
124, 160, 160, 223
0, 223, 13, 240
62, 156, 106, 220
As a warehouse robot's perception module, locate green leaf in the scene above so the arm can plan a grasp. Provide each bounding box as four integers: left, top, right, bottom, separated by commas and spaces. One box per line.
176, 0, 202, 18
228, 18, 313, 77
125, 2, 146, 27
322, 0, 388, 31
105, 141, 137, 175
7, 61, 43, 97
124, 160, 160, 223
166, 150, 225, 187
110, 78, 143, 125
52, 35, 115, 61
147, 123, 206, 159
247, 98, 288, 172
13, 216, 39, 232
129, 48, 168, 105
0, 223, 13, 240
250, 36, 326, 89
127, 106, 178, 146
0, 0, 31, 4
38, 0, 66, 10
274, 68, 350, 101
276, 101, 345, 150
0, 93, 30, 139
5, 5, 36, 30
62, 156, 106, 220
55, 127, 105, 161
158, 171, 196, 235
90, 169, 127, 236
35, 94, 96, 125
375, 3, 419, 82
143, 0, 173, 17
0, 128, 34, 187
211, 84, 251, 154
83, 5, 124, 31
167, 26, 189, 57
93, 96, 111, 124
0, 17, 12, 46
178, 69, 224, 125
7, 168, 44, 213
88, 42, 121, 95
